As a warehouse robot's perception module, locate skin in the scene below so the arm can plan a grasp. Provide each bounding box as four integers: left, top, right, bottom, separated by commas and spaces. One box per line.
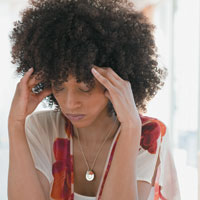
8, 66, 154, 199
8, 68, 52, 200
8, 67, 52, 127
90, 66, 141, 124
50, 65, 141, 146
51, 71, 121, 146
87, 66, 156, 199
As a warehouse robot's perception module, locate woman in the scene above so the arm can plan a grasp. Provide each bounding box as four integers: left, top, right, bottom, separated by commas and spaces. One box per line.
8, 0, 180, 199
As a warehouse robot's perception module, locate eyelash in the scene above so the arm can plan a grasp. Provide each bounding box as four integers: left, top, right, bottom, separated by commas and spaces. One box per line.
79, 89, 91, 93
54, 88, 91, 93
54, 87, 64, 92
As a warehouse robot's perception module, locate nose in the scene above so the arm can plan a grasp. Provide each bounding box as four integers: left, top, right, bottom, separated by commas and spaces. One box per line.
64, 91, 81, 110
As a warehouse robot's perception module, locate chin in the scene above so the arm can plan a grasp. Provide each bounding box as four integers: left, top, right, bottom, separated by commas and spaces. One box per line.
67, 117, 90, 128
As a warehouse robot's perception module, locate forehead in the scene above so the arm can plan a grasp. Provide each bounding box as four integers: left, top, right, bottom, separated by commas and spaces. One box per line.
51, 74, 96, 87
51, 74, 105, 90
51, 74, 86, 85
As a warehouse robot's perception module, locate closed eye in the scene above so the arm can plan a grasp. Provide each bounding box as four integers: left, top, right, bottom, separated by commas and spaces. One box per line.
79, 88, 91, 93
54, 87, 90, 93
53, 87, 64, 92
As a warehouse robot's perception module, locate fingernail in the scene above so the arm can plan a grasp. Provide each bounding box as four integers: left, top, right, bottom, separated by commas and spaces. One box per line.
91, 64, 98, 69
28, 67, 33, 71
91, 68, 98, 73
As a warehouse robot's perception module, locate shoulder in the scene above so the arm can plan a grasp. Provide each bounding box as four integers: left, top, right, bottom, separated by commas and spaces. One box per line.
25, 110, 65, 128
139, 114, 167, 154
25, 110, 66, 138
26, 109, 60, 122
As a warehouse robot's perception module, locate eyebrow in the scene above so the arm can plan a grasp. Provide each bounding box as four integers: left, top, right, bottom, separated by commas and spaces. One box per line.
52, 82, 93, 88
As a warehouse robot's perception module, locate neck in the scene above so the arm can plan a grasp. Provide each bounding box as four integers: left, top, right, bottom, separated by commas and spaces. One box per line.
72, 113, 120, 146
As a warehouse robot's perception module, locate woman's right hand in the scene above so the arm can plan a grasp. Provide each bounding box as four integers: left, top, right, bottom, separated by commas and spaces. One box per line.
8, 67, 52, 128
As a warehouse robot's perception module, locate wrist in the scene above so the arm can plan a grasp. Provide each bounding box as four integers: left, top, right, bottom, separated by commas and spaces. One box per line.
8, 118, 25, 133
8, 114, 26, 125
120, 123, 141, 154
121, 118, 142, 130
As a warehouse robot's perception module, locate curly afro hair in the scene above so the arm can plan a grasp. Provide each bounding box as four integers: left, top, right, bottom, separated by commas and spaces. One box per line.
10, 0, 167, 114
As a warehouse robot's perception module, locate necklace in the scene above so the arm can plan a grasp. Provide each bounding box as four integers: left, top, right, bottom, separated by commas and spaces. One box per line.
75, 116, 118, 182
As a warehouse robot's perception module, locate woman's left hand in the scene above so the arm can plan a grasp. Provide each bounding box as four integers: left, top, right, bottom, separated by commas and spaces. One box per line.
91, 65, 141, 129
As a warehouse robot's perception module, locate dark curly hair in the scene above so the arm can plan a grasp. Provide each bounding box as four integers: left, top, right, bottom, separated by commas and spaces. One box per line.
10, 0, 167, 114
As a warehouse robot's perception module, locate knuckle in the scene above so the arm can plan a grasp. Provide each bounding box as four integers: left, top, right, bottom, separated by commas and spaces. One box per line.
114, 88, 121, 96
17, 82, 22, 88
114, 87, 120, 94
124, 80, 130, 86
105, 71, 109, 76
20, 77, 25, 83
107, 67, 112, 72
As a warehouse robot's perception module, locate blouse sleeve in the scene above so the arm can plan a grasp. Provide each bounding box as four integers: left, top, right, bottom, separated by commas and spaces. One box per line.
136, 117, 181, 200
136, 119, 162, 185
25, 112, 54, 184
154, 128, 181, 200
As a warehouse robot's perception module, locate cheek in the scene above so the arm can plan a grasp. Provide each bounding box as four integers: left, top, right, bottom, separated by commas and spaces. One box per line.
86, 92, 108, 111
52, 92, 69, 108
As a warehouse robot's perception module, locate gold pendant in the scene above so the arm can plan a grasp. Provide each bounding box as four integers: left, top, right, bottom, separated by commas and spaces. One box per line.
86, 170, 95, 181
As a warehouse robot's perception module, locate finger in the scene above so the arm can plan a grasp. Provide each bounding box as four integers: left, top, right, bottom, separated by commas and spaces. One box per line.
91, 68, 115, 92
93, 65, 124, 81
27, 75, 42, 88
104, 89, 112, 100
92, 66, 122, 88
20, 68, 34, 84
36, 88, 52, 102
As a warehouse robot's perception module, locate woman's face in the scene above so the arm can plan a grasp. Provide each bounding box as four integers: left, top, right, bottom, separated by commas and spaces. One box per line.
51, 74, 110, 127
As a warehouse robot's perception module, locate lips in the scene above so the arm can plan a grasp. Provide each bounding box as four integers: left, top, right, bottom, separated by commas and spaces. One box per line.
66, 114, 85, 117
65, 114, 85, 121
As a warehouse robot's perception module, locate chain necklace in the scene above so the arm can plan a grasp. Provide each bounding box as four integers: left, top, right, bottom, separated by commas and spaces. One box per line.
75, 116, 118, 182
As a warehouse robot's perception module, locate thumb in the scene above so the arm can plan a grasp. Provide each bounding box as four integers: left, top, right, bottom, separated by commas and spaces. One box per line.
37, 88, 52, 102
104, 90, 111, 100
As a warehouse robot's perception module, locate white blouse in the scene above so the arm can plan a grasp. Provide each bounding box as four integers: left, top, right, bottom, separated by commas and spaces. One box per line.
74, 192, 96, 200
25, 110, 180, 200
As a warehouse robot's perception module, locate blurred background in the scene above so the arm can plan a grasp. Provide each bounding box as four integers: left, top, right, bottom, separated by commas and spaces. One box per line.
0, 0, 199, 199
